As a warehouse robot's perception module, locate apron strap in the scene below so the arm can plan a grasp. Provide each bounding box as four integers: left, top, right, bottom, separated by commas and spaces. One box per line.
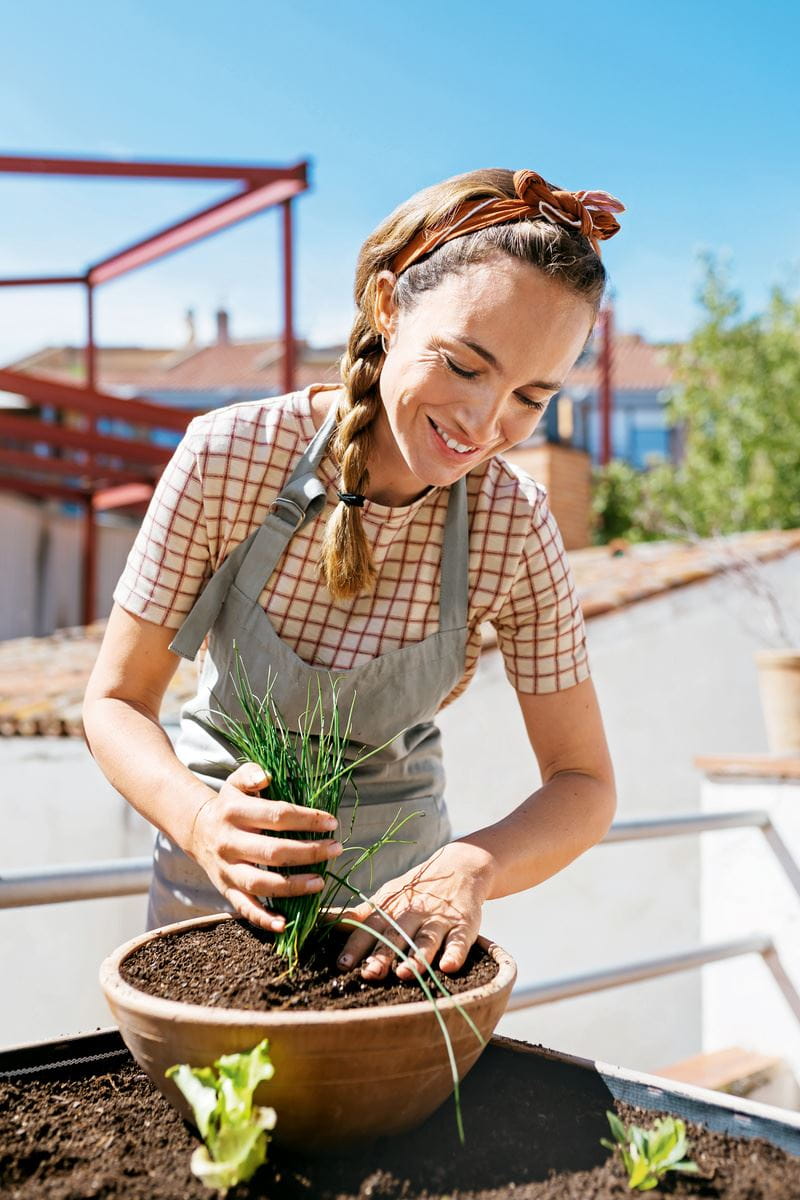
438, 474, 469, 632
169, 403, 338, 660
168, 531, 258, 660
234, 403, 336, 601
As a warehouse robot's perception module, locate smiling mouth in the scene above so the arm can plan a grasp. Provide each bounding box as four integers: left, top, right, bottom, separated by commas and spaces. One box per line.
428, 416, 481, 456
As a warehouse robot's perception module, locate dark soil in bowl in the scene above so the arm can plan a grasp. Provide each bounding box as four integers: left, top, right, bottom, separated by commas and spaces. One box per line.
119, 916, 498, 1010
2, 1044, 799, 1199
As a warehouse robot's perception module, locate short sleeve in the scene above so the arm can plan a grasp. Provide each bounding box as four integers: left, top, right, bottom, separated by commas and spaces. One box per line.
491, 491, 590, 694
112, 422, 212, 629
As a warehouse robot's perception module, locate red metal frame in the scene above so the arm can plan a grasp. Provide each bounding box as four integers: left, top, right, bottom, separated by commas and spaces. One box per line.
598, 304, 614, 466
0, 152, 309, 623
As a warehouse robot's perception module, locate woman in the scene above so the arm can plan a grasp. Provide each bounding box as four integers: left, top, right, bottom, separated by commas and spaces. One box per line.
83, 167, 621, 984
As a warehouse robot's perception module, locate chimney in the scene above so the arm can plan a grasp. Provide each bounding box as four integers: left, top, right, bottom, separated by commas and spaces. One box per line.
185, 307, 197, 346
216, 307, 230, 345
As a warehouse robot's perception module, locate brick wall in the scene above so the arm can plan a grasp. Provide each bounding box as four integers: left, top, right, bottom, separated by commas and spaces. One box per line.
503, 443, 592, 550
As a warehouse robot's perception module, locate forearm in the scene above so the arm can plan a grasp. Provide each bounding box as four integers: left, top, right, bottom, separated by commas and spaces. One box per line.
82, 696, 214, 854
453, 770, 617, 900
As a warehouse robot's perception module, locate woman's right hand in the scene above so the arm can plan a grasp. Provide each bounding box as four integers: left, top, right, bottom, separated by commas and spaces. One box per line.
188, 761, 343, 932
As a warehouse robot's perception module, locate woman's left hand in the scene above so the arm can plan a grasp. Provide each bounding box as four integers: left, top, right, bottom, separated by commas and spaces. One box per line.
334, 841, 496, 980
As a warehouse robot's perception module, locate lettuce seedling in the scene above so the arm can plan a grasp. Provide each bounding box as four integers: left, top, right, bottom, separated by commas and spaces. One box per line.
166, 1039, 276, 1194
601, 1110, 700, 1191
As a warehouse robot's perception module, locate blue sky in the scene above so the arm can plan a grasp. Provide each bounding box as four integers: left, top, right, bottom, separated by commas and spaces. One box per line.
2, 0, 798, 363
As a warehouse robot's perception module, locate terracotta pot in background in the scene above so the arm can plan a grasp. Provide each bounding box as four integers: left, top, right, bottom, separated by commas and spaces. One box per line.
99, 913, 517, 1151
755, 649, 800, 753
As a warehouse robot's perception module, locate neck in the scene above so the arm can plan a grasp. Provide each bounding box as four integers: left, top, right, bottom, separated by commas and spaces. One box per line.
363, 407, 432, 507
311, 384, 431, 507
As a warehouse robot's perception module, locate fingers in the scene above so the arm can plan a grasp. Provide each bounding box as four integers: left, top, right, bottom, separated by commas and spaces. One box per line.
438, 925, 475, 973
393, 916, 452, 981
230, 863, 327, 900
336, 908, 421, 980
225, 831, 343, 870
361, 910, 421, 981
226, 762, 339, 833
217, 856, 331, 934
221, 884, 286, 934
225, 792, 339, 836
336, 908, 384, 972
227, 762, 272, 793
336, 904, 477, 982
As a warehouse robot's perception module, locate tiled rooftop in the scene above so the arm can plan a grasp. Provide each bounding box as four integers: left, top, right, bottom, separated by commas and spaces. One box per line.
1, 529, 797, 737
567, 331, 675, 393
6, 339, 343, 396
7, 330, 674, 397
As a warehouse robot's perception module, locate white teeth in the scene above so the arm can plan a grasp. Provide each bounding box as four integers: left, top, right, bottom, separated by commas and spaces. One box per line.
431, 419, 477, 455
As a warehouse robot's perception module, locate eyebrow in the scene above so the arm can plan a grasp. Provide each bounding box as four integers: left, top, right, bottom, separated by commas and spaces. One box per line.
451, 335, 563, 392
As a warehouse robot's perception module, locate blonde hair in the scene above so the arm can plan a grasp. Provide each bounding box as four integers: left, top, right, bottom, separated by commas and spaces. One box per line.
319, 167, 607, 601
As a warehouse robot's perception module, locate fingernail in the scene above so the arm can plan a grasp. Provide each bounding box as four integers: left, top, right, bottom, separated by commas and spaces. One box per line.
327, 842, 343, 857
305, 877, 324, 893
338, 954, 352, 968
322, 817, 338, 830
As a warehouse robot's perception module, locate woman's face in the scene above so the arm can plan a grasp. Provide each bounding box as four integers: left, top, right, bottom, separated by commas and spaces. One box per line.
370, 254, 595, 504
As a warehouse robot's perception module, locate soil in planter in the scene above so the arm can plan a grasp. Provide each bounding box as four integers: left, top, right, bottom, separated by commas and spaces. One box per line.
2, 1048, 799, 1199
120, 916, 498, 1010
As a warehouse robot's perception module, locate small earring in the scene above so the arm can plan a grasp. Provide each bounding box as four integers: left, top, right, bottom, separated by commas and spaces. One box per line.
381, 332, 390, 356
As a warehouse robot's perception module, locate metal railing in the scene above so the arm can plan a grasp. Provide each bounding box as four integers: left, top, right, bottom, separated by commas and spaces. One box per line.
3, 809, 800, 1025
0, 857, 151, 908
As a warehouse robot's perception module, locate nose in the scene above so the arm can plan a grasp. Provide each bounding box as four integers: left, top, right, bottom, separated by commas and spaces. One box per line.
455, 390, 504, 447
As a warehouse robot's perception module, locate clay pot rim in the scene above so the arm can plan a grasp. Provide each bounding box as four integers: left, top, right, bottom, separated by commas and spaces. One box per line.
99, 912, 517, 1026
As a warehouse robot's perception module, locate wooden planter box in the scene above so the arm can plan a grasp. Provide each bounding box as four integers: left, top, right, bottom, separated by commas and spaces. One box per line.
2, 1027, 799, 1195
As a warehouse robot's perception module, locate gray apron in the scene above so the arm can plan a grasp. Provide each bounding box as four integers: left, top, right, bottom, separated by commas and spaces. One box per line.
147, 399, 469, 929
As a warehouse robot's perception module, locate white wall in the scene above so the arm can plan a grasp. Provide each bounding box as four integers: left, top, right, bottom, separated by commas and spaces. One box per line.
0, 737, 154, 1048
439, 551, 798, 1073
0, 494, 136, 639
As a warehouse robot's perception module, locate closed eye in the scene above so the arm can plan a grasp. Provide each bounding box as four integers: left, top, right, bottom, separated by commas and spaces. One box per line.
517, 395, 547, 412
443, 354, 546, 412
443, 354, 478, 380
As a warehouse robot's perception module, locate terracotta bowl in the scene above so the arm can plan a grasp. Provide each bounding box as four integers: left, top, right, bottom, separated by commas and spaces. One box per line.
99, 913, 517, 1150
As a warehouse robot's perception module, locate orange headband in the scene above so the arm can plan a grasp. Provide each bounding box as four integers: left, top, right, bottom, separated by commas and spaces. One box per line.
390, 169, 625, 275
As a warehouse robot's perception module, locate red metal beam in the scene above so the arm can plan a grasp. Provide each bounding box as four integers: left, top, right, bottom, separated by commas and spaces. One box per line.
0, 275, 86, 287
0, 149, 309, 628
86, 282, 96, 393
0, 475, 90, 503
281, 199, 295, 396
89, 174, 307, 285
81, 498, 96, 625
0, 413, 173, 465
0, 448, 157, 486
93, 483, 153, 510
599, 305, 614, 466
0, 153, 305, 185
0, 368, 203, 430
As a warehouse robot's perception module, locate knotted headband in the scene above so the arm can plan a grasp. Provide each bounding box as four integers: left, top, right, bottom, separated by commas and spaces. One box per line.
390, 169, 625, 276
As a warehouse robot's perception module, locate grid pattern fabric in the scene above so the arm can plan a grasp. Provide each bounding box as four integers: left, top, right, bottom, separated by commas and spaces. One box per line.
113, 384, 591, 706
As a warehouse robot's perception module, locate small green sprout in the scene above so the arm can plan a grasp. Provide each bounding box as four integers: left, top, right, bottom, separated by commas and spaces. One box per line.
166, 1039, 276, 1194
600, 1110, 701, 1191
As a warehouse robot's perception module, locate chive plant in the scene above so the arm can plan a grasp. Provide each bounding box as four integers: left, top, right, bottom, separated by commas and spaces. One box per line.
211, 646, 414, 970
211, 646, 487, 1142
